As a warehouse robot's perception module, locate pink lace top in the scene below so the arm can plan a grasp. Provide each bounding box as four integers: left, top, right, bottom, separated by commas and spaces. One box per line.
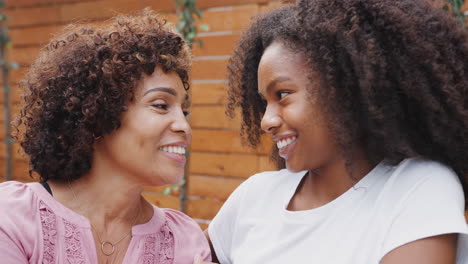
0, 181, 211, 263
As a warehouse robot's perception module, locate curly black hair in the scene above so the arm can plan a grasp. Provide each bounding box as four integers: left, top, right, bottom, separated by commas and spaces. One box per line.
227, 0, 468, 204
15, 8, 191, 182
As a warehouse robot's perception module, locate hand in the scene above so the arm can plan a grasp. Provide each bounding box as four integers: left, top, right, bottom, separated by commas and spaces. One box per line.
193, 255, 218, 264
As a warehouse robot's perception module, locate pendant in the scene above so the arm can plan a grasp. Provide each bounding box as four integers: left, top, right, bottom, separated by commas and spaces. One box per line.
101, 241, 115, 256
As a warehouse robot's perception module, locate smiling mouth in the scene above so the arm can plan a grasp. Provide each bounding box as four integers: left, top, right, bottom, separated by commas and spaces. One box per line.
276, 136, 297, 149
159, 146, 186, 155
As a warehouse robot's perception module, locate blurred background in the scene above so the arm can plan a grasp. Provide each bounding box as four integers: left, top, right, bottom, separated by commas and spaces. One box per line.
1, 0, 467, 228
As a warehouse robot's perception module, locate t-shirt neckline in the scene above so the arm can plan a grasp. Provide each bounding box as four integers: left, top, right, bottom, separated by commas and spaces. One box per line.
283, 160, 389, 217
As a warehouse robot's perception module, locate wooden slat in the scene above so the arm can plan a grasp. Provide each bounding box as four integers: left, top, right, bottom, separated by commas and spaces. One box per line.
142, 191, 180, 210
188, 174, 243, 200
6, 0, 279, 9
6, 0, 98, 8
190, 152, 259, 178
196, 0, 272, 9
7, 5, 61, 28
8, 46, 41, 66
191, 128, 271, 154
10, 25, 60, 47
0, 158, 32, 181
259, 1, 287, 13
59, 0, 151, 22
193, 34, 239, 57
0, 142, 27, 161
258, 154, 277, 171
0, 103, 22, 123
186, 198, 223, 220
190, 105, 240, 129
0, 67, 28, 85
11, 159, 34, 182
0, 83, 24, 104
192, 59, 228, 80
197, 222, 208, 230
196, 5, 259, 33
190, 82, 227, 105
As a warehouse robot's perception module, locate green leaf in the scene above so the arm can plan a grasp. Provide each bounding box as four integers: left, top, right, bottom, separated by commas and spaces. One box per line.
9, 62, 18, 70
162, 187, 171, 195
187, 31, 196, 40
199, 24, 210, 31
197, 39, 204, 48
194, 9, 203, 18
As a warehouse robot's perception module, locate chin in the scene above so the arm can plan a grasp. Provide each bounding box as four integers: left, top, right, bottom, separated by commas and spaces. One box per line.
144, 170, 184, 186
285, 162, 305, 173
165, 171, 185, 185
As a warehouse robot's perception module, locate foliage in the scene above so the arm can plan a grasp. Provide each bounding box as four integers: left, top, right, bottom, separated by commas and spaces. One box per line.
174, 0, 209, 48
0, 0, 17, 71
444, 0, 466, 25
0, 0, 17, 181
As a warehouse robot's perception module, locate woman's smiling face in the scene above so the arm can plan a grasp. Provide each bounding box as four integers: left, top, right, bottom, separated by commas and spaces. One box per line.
95, 66, 191, 186
258, 41, 340, 172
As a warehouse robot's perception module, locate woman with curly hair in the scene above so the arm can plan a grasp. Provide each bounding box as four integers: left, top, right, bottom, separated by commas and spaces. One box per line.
206, 1, 468, 263
0, 9, 211, 264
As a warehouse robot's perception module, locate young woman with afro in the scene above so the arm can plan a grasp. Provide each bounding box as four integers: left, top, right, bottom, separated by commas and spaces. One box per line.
205, 0, 468, 263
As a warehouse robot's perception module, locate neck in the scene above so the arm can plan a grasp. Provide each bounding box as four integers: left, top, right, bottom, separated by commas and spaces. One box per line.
48, 153, 151, 233
70, 170, 144, 225
291, 150, 376, 210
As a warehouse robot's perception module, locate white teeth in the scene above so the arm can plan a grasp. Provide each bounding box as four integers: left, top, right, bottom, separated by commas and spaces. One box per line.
276, 136, 296, 149
160, 146, 186, 155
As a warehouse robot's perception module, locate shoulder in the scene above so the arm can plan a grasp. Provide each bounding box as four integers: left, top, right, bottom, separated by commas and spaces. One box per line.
161, 208, 211, 262
0, 180, 30, 196
378, 158, 467, 259
0, 181, 38, 211
162, 208, 201, 231
0, 181, 41, 258
386, 158, 463, 197
0, 181, 42, 222
392, 158, 457, 178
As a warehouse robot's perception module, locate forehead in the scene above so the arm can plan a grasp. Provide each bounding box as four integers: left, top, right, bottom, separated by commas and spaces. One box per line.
258, 42, 311, 88
136, 67, 187, 99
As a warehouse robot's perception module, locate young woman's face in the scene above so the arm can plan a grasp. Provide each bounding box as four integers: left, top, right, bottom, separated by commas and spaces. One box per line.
258, 42, 340, 172
96, 67, 191, 186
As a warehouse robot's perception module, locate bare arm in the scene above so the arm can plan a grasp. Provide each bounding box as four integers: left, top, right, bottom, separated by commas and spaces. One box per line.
381, 234, 458, 264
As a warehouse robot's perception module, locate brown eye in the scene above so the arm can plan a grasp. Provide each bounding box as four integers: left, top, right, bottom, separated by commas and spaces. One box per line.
278, 91, 290, 99
152, 104, 168, 110
151, 99, 169, 111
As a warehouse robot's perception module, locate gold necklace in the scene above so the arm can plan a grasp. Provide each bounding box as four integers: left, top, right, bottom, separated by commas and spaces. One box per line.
67, 180, 141, 257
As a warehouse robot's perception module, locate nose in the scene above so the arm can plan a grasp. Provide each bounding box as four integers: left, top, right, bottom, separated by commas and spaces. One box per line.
261, 104, 281, 134
171, 109, 191, 138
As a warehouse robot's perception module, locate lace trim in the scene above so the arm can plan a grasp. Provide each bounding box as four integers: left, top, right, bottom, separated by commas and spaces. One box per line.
63, 219, 85, 264
158, 222, 175, 263
39, 201, 57, 264
143, 234, 157, 263
143, 221, 175, 264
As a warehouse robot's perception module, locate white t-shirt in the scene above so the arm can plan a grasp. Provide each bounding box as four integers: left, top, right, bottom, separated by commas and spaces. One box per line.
208, 158, 468, 264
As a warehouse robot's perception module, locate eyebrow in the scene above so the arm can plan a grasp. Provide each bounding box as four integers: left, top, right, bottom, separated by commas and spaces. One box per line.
143, 87, 177, 97
143, 86, 190, 104
259, 76, 292, 97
